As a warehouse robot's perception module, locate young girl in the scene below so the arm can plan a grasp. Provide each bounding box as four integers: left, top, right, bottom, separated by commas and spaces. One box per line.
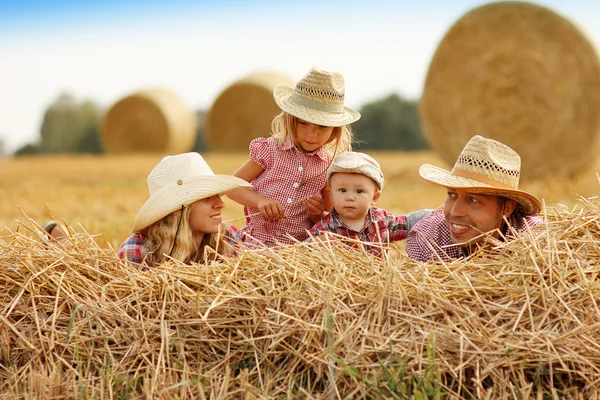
45, 152, 251, 267
227, 67, 361, 247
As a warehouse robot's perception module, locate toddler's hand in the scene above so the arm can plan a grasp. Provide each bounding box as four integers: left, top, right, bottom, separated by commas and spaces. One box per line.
257, 199, 286, 222
305, 194, 325, 219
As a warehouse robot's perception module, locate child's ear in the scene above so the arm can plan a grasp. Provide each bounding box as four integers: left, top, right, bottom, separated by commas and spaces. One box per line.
372, 190, 381, 205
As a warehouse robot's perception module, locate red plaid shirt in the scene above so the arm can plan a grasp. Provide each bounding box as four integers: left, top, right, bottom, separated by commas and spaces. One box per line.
406, 208, 545, 262
307, 207, 410, 255
240, 137, 331, 247
117, 227, 241, 267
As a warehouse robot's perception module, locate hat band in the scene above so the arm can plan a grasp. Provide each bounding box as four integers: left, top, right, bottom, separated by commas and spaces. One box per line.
290, 93, 344, 114
451, 167, 515, 190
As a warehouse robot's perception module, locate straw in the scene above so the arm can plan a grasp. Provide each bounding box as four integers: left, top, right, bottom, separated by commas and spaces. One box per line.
102, 89, 197, 154
419, 1, 600, 180
2, 196, 600, 397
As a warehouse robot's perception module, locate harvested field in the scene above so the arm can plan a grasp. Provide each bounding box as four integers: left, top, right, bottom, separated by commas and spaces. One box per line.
1, 151, 600, 398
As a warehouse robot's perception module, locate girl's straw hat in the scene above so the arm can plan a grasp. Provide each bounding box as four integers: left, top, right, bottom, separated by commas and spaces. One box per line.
274, 67, 361, 127
419, 135, 542, 215
132, 152, 251, 232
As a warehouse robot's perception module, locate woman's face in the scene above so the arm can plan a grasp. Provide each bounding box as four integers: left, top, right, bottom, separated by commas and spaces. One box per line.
188, 195, 225, 234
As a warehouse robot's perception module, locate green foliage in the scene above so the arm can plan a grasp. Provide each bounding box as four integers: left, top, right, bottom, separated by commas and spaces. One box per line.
14, 143, 41, 157
352, 93, 428, 151
192, 110, 208, 152
334, 342, 443, 399
40, 93, 103, 154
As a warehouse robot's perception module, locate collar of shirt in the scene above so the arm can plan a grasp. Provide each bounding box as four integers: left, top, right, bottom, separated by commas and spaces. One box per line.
328, 208, 375, 233
282, 137, 329, 162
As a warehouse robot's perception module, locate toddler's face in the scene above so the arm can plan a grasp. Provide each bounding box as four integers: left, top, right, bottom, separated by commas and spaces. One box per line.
329, 173, 380, 224
294, 119, 334, 153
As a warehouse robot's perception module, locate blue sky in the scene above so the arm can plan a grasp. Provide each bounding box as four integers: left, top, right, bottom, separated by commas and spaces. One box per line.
1, 0, 599, 152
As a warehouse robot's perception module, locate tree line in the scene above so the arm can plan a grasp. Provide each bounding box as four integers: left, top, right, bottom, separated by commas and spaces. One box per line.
13, 92, 429, 156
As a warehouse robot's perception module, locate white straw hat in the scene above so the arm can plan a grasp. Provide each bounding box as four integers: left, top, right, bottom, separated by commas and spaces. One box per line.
273, 67, 361, 127
419, 135, 542, 215
327, 152, 385, 190
132, 152, 251, 232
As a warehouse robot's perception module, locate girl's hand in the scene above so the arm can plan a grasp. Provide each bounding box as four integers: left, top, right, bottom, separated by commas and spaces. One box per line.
257, 199, 286, 222
305, 194, 325, 220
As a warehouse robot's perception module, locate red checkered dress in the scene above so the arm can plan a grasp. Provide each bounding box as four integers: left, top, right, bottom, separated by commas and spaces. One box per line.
240, 137, 331, 247
406, 208, 545, 262
307, 207, 410, 256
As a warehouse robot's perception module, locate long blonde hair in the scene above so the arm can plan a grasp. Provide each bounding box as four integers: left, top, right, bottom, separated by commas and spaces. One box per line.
270, 111, 353, 158
144, 204, 233, 265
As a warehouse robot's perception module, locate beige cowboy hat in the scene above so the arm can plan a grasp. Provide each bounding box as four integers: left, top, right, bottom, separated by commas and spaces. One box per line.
327, 151, 385, 190
273, 67, 361, 127
419, 135, 542, 215
132, 152, 251, 232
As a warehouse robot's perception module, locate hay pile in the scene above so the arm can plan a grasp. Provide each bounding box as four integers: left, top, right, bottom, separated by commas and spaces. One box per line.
2, 198, 600, 398
102, 89, 197, 154
420, 1, 600, 180
206, 71, 294, 151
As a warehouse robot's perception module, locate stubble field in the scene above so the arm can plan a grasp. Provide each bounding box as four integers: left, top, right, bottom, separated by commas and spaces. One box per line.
1, 150, 598, 246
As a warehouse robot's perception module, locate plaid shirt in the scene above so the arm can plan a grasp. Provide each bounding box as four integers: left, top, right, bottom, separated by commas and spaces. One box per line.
240, 136, 330, 247
307, 207, 411, 255
117, 227, 241, 267
406, 208, 545, 262
117, 233, 150, 266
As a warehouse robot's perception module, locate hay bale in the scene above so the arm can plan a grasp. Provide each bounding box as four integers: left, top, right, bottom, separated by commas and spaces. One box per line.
206, 71, 294, 151
419, 1, 600, 179
102, 89, 197, 154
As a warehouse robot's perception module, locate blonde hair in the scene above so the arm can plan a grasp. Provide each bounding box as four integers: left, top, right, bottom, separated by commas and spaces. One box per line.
270, 111, 353, 158
144, 204, 233, 265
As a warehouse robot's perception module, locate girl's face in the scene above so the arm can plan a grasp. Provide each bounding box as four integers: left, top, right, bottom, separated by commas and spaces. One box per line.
294, 119, 335, 153
188, 195, 225, 234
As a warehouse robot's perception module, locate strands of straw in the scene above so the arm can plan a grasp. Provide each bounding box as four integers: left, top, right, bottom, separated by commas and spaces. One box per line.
2, 197, 600, 398
420, 2, 600, 179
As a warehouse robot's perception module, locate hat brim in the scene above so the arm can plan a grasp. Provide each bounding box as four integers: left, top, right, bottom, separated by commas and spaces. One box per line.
132, 174, 251, 232
273, 86, 360, 127
419, 164, 542, 215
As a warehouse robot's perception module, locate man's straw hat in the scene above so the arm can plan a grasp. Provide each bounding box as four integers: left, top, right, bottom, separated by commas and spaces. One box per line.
419, 135, 542, 215
327, 152, 385, 190
273, 67, 361, 127
132, 152, 251, 232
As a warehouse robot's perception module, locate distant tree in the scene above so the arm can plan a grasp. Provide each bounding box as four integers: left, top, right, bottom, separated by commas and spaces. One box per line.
14, 143, 41, 157
0, 136, 5, 156
192, 110, 208, 152
352, 94, 428, 151
40, 93, 103, 154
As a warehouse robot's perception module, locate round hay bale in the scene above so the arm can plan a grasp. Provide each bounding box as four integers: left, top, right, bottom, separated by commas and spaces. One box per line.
206, 71, 295, 151
419, 1, 600, 179
102, 89, 197, 154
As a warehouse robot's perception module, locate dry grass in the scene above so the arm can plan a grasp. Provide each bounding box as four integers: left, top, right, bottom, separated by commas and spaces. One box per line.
1, 151, 599, 248
420, 1, 600, 179
1, 195, 600, 398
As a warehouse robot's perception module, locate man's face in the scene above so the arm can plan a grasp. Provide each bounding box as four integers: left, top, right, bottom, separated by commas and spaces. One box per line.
443, 189, 515, 247
329, 173, 380, 225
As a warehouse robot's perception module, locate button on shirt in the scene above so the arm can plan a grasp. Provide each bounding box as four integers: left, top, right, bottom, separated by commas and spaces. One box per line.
307, 207, 410, 256
406, 208, 545, 262
240, 137, 330, 247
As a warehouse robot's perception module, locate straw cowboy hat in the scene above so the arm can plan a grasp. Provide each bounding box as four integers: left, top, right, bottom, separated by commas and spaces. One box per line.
273, 67, 361, 127
419, 135, 542, 215
132, 152, 251, 232
327, 152, 385, 190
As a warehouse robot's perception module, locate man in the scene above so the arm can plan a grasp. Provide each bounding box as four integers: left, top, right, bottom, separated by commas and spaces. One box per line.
406, 135, 544, 262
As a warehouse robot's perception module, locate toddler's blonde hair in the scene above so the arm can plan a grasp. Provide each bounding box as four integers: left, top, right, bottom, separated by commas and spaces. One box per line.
270, 111, 352, 158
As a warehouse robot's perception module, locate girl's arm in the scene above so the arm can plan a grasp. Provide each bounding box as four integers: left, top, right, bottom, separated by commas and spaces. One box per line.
227, 159, 286, 221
